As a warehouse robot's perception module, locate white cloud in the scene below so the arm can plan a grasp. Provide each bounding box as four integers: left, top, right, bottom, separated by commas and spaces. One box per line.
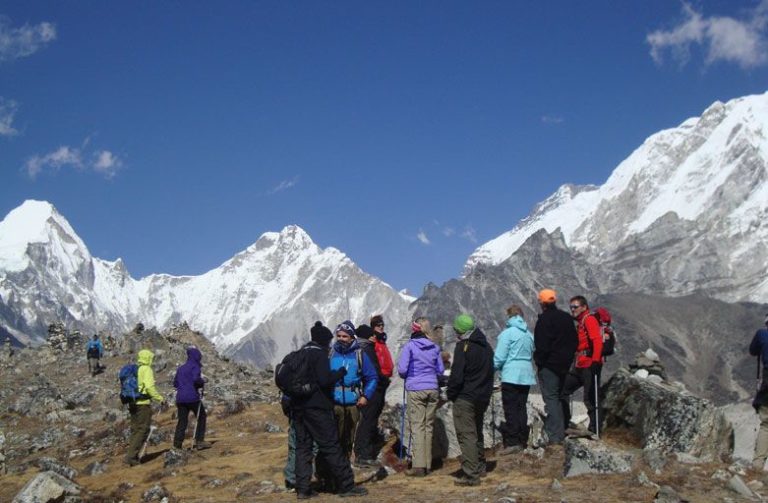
442, 227, 455, 237
461, 226, 478, 244
0, 16, 57, 62
92, 150, 122, 178
541, 115, 564, 125
647, 1, 768, 69
268, 176, 299, 195
416, 230, 431, 245
24, 142, 122, 179
0, 97, 19, 136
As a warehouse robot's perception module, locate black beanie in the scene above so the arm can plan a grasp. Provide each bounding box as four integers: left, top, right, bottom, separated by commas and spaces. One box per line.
310, 321, 333, 346
356, 324, 374, 340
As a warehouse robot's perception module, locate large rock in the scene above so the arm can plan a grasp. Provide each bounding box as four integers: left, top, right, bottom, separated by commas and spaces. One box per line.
12, 471, 81, 503
563, 438, 635, 477
603, 368, 733, 460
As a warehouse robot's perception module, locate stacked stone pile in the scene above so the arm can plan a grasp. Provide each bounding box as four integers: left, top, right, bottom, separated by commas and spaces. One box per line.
628, 348, 668, 382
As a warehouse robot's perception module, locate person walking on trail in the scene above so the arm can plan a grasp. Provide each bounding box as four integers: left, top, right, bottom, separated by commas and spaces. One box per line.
86, 334, 103, 376
749, 313, 768, 471
124, 348, 164, 466
533, 289, 577, 446
397, 317, 444, 477
354, 316, 394, 467
329, 321, 378, 459
172, 345, 211, 451
494, 305, 536, 454
291, 321, 368, 499
561, 295, 604, 435
447, 314, 494, 486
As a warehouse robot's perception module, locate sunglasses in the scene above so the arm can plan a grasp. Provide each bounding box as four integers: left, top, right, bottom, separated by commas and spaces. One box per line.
569, 305, 582, 311
374, 323, 384, 328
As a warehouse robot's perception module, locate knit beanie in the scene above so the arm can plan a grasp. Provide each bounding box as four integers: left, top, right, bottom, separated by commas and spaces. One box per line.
411, 320, 422, 333
538, 289, 557, 304
356, 324, 374, 340
453, 314, 475, 334
310, 321, 333, 346
335, 320, 356, 338
370, 314, 384, 327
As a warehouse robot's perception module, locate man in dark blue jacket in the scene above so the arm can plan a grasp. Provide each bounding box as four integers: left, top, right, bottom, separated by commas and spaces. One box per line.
173, 346, 211, 450
749, 314, 768, 471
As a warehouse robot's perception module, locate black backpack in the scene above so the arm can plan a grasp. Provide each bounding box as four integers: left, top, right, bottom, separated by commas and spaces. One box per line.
275, 345, 317, 398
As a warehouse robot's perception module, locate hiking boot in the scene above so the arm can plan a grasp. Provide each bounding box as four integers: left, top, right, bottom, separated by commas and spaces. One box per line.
498, 445, 524, 456
454, 477, 480, 487
194, 441, 212, 450
123, 456, 140, 467
405, 467, 427, 477
353, 458, 378, 468
338, 486, 368, 497
285, 480, 296, 490
296, 490, 318, 499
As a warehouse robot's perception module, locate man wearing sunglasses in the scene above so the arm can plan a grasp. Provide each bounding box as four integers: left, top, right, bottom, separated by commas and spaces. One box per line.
533, 289, 577, 446
562, 296, 603, 436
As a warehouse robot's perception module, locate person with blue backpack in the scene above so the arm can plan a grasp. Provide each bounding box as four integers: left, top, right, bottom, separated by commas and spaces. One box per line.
86, 334, 103, 376
123, 348, 164, 466
173, 345, 211, 451
329, 320, 378, 459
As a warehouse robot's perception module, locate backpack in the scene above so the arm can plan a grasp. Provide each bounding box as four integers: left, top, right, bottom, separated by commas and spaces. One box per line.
118, 363, 149, 404
275, 345, 317, 398
87, 341, 100, 359
592, 307, 616, 357
328, 346, 365, 397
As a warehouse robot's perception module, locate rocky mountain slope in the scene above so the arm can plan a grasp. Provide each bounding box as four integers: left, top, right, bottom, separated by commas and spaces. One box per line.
465, 91, 768, 303
0, 200, 413, 367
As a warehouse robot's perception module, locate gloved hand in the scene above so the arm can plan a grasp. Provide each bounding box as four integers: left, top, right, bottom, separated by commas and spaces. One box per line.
338, 366, 348, 377
590, 362, 602, 374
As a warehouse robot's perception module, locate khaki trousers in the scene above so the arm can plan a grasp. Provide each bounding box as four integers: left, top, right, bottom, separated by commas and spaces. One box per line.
407, 389, 439, 470
333, 405, 360, 458
754, 406, 768, 466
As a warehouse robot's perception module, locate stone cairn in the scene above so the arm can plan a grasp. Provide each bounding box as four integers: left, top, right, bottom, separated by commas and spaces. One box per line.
628, 348, 668, 381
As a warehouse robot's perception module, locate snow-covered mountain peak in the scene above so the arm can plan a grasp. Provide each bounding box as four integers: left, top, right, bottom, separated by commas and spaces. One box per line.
0, 199, 90, 273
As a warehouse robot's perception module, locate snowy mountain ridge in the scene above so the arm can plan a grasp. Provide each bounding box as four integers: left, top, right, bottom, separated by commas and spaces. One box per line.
465, 91, 768, 302
0, 200, 413, 364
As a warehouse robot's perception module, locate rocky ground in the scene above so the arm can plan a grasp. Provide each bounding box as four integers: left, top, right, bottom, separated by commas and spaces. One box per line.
1, 325, 768, 502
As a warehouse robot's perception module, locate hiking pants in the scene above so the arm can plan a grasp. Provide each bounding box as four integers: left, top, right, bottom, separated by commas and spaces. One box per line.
173, 401, 207, 448
88, 357, 100, 375
407, 389, 439, 470
452, 398, 489, 480
538, 367, 568, 444
126, 404, 152, 461
333, 405, 360, 458
501, 383, 530, 447
293, 406, 355, 495
755, 406, 768, 466
354, 382, 388, 461
562, 366, 602, 433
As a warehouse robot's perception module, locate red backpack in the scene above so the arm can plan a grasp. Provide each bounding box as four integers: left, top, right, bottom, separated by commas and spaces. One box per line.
592, 307, 616, 357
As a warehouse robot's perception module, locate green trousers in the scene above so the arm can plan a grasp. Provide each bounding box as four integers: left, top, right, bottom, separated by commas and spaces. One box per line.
452, 398, 489, 480
126, 404, 152, 461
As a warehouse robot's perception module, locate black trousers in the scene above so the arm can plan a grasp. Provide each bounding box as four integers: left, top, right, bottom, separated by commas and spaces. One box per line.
174, 401, 207, 447
562, 366, 602, 433
500, 383, 530, 447
293, 406, 355, 495
354, 383, 387, 460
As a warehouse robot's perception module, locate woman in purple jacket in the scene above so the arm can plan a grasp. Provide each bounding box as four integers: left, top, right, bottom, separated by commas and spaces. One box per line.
173, 346, 211, 450
397, 317, 444, 477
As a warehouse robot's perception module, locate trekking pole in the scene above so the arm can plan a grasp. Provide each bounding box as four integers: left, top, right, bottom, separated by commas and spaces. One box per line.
491, 392, 497, 447
758, 355, 763, 393
138, 425, 157, 461
400, 385, 406, 461
593, 373, 600, 440
191, 390, 204, 450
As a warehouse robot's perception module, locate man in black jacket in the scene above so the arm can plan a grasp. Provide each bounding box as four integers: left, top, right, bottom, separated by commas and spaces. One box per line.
447, 314, 494, 486
291, 322, 368, 499
533, 289, 577, 445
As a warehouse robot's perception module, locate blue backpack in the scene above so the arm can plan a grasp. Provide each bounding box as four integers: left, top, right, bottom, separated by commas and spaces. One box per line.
118, 363, 149, 404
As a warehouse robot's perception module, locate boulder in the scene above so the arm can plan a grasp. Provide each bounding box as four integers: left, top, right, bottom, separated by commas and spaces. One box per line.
12, 471, 81, 503
603, 368, 733, 460
36, 457, 78, 480
563, 438, 634, 477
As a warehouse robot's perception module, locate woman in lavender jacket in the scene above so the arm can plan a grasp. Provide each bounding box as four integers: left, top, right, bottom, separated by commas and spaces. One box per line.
397, 317, 444, 477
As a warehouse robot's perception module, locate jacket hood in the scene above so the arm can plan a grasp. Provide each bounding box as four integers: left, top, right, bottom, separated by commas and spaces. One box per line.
409, 335, 437, 350
186, 346, 202, 364
333, 337, 360, 354
506, 316, 528, 331
467, 328, 489, 347
137, 349, 154, 366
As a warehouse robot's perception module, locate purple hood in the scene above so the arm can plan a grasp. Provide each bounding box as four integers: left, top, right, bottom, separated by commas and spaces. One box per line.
397, 333, 444, 391
174, 346, 204, 403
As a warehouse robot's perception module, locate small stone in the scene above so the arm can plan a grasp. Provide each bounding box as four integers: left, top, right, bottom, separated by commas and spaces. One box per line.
634, 369, 650, 379
711, 469, 730, 482
726, 475, 754, 498
644, 348, 660, 361
550, 479, 563, 491
637, 471, 659, 489
36, 457, 78, 481
495, 482, 510, 493
496, 498, 516, 503
653, 485, 681, 503
163, 448, 189, 468
646, 375, 664, 385
142, 484, 169, 502
83, 461, 106, 476
264, 422, 282, 433
747, 479, 764, 491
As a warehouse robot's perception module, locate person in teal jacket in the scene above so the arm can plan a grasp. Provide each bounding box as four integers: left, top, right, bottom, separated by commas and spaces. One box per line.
493, 305, 536, 454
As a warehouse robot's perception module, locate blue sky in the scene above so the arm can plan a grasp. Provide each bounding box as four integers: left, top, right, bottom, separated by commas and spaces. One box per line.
2, 1, 768, 295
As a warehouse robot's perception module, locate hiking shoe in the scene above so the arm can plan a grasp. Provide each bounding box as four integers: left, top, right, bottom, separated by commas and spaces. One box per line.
405, 467, 427, 477
338, 486, 368, 498
285, 480, 296, 490
454, 477, 480, 487
123, 457, 140, 467
353, 458, 378, 468
296, 490, 318, 499
194, 441, 212, 450
498, 445, 524, 456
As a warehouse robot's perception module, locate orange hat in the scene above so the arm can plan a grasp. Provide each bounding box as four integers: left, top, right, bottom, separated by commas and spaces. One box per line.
538, 289, 557, 303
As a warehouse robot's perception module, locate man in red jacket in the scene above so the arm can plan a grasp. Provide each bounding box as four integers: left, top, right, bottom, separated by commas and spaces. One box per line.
562, 295, 603, 435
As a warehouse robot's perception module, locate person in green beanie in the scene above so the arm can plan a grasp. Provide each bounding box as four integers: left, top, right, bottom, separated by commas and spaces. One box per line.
447, 314, 494, 486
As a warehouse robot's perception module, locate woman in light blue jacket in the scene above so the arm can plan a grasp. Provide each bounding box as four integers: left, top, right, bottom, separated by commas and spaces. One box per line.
493, 305, 536, 452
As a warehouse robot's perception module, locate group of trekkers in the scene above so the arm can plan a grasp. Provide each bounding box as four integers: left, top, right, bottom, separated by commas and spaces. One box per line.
275, 288, 609, 498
